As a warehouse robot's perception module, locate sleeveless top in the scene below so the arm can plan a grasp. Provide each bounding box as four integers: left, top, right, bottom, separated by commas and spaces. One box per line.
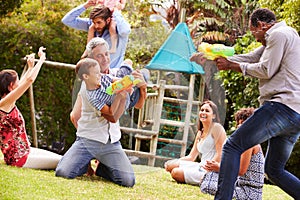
197, 123, 224, 166
0, 106, 30, 166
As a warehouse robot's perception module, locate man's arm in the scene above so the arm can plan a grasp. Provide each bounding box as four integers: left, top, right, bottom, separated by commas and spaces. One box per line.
134, 85, 147, 109
113, 10, 131, 37
131, 70, 147, 109
70, 94, 82, 129
61, 1, 94, 31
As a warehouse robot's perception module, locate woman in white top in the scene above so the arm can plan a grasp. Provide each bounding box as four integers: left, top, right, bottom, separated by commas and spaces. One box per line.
164, 100, 227, 185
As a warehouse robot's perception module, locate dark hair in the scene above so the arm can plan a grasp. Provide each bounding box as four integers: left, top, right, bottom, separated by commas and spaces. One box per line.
234, 107, 255, 126
75, 58, 99, 80
250, 8, 276, 27
197, 100, 220, 131
0, 69, 18, 97
89, 6, 112, 20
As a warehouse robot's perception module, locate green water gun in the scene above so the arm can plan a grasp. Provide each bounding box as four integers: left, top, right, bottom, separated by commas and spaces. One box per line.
106, 75, 141, 95
198, 42, 235, 60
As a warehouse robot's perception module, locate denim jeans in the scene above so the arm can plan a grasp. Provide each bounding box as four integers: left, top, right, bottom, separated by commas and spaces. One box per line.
215, 101, 300, 200
55, 136, 135, 187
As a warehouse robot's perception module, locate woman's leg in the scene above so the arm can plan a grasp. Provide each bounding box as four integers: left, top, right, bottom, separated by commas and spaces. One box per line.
22, 147, 62, 169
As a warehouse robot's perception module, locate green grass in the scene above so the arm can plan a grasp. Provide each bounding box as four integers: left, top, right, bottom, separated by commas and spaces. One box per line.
0, 153, 293, 200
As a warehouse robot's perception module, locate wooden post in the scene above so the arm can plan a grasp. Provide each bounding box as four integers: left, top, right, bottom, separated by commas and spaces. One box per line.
22, 59, 75, 148
148, 80, 165, 166
29, 85, 38, 147
180, 74, 195, 156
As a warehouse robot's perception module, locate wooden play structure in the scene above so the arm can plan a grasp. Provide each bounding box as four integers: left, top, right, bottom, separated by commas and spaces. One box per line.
121, 70, 205, 166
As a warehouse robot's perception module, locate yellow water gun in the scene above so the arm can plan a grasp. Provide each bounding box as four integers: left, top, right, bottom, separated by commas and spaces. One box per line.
106, 75, 141, 95
198, 42, 235, 60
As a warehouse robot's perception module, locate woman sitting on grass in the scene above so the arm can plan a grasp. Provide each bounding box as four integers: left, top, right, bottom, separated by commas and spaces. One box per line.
200, 107, 265, 200
164, 100, 227, 185
0, 47, 62, 169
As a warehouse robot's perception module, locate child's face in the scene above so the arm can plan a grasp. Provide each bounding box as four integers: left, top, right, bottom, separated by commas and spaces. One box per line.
85, 65, 101, 87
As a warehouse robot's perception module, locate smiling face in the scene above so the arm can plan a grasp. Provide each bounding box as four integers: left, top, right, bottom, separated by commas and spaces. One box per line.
91, 44, 110, 74
199, 103, 215, 123
249, 20, 267, 46
92, 17, 110, 35
83, 64, 102, 90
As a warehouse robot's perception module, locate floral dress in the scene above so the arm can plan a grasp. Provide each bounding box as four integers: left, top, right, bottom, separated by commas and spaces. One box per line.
0, 106, 30, 167
200, 150, 265, 200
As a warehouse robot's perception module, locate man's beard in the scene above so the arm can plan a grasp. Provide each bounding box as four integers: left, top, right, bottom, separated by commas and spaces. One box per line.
96, 22, 109, 34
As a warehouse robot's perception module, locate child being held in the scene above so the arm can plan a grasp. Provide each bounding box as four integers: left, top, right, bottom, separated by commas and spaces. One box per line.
87, 0, 127, 54
75, 58, 132, 119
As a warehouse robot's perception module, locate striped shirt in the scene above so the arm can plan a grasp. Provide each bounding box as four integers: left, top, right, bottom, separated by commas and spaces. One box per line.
86, 75, 113, 111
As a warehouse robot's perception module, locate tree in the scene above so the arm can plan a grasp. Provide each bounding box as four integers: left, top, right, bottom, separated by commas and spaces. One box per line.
0, 0, 24, 17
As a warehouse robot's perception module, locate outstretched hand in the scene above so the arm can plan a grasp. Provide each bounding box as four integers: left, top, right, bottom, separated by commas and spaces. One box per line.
38, 46, 46, 61
26, 53, 36, 69
190, 52, 207, 66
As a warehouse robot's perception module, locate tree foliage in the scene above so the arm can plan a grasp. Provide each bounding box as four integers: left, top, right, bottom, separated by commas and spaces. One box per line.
0, 0, 167, 152
0, 0, 24, 17
259, 0, 300, 32
0, 0, 87, 151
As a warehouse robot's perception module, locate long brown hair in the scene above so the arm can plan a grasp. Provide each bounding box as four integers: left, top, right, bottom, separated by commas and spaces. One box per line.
0, 69, 18, 98
197, 100, 220, 131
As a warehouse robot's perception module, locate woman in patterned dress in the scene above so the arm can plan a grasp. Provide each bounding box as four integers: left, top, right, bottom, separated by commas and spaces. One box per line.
200, 108, 265, 200
0, 47, 62, 169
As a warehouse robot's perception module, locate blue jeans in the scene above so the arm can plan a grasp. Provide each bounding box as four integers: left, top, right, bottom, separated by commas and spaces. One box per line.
55, 137, 135, 187
215, 101, 300, 200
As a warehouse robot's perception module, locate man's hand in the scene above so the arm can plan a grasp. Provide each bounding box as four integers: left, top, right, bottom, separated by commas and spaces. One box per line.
190, 52, 207, 66
132, 70, 146, 88
215, 57, 242, 72
84, 0, 98, 9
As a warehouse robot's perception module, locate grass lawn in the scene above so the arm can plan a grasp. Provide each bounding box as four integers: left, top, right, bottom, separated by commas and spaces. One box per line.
0, 152, 293, 200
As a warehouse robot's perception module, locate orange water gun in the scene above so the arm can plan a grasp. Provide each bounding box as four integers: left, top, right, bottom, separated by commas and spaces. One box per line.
198, 42, 235, 60
106, 75, 141, 95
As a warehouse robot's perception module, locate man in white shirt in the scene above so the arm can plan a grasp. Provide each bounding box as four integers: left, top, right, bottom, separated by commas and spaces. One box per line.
55, 39, 147, 187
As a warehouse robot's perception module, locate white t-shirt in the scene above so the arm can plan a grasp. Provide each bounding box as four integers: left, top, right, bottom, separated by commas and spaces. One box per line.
76, 82, 121, 143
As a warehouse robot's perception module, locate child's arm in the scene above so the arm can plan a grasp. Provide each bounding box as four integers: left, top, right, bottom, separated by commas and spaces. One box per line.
100, 91, 128, 122
0, 47, 46, 108
81, 24, 96, 59
87, 23, 95, 43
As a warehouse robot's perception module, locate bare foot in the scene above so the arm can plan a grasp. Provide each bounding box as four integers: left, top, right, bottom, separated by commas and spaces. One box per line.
86, 163, 95, 176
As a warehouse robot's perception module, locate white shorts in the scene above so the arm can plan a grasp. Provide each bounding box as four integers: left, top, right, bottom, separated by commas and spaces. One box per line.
23, 147, 62, 169
179, 160, 206, 185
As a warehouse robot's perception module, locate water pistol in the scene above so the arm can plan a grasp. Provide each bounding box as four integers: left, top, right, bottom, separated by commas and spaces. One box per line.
106, 75, 141, 95
198, 42, 235, 60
